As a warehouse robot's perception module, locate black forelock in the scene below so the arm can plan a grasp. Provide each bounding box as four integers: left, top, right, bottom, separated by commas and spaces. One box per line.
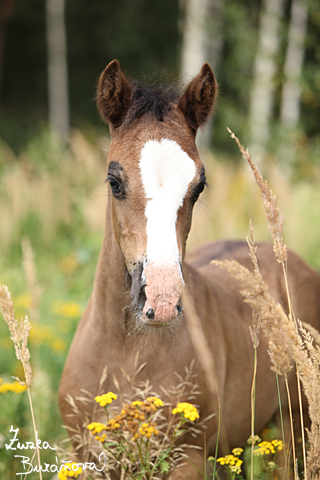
122, 81, 180, 127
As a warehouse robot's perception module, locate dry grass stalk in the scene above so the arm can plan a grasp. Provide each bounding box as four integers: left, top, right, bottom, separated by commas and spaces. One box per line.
227, 128, 309, 477
0, 284, 43, 480
0, 284, 33, 386
214, 130, 320, 479
247, 223, 262, 480
211, 259, 293, 378
302, 322, 320, 346
227, 127, 287, 265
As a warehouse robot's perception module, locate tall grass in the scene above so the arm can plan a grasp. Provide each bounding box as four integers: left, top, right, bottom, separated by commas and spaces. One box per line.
212, 130, 320, 480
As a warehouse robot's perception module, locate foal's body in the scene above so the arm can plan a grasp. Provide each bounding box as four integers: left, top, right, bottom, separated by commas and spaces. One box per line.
59, 61, 320, 479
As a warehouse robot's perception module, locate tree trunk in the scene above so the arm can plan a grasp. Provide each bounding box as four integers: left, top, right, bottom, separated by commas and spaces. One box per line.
180, 0, 223, 150
46, 0, 69, 141
280, 0, 308, 128
249, 0, 285, 167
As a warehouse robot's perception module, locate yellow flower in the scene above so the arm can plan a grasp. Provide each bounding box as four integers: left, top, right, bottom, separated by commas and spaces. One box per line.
232, 447, 243, 456
86, 422, 107, 435
271, 439, 283, 450
14, 293, 32, 310
253, 440, 283, 456
217, 455, 243, 473
106, 418, 121, 431
95, 392, 117, 407
53, 301, 82, 319
58, 462, 82, 479
0, 380, 27, 394
172, 402, 199, 421
147, 396, 164, 408
52, 338, 67, 352
132, 400, 143, 406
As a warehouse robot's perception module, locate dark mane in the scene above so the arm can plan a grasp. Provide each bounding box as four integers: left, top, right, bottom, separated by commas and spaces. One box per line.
123, 81, 180, 126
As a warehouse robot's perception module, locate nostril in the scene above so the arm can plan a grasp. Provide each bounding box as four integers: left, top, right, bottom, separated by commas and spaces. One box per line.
146, 308, 155, 320
177, 304, 182, 315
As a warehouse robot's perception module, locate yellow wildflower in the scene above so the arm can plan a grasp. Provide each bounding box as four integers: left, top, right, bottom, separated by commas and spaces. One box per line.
14, 293, 32, 310
106, 418, 121, 431
52, 338, 67, 352
53, 301, 82, 319
95, 391, 117, 407
172, 402, 199, 421
232, 447, 243, 456
217, 454, 243, 473
58, 462, 82, 480
147, 396, 164, 408
253, 440, 283, 456
271, 439, 283, 450
132, 400, 143, 406
132, 432, 140, 441
0, 380, 27, 394
86, 422, 107, 435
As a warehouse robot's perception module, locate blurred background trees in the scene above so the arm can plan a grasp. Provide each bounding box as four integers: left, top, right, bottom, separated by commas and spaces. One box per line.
0, 0, 319, 168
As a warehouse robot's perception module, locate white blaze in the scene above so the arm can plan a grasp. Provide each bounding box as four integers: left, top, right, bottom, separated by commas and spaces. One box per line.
139, 139, 196, 265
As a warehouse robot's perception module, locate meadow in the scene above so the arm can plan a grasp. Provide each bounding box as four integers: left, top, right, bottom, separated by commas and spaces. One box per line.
1, 128, 320, 478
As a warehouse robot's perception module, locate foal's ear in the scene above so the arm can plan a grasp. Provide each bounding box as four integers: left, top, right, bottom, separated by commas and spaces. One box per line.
97, 60, 132, 129
178, 63, 217, 134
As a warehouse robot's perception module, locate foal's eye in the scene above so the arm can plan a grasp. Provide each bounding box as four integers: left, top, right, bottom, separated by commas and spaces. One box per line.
192, 181, 206, 203
108, 177, 122, 195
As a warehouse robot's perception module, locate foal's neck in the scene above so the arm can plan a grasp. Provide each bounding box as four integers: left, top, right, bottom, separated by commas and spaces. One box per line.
92, 201, 129, 330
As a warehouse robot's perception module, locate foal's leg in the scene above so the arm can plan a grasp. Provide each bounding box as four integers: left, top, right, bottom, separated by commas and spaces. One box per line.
166, 448, 206, 480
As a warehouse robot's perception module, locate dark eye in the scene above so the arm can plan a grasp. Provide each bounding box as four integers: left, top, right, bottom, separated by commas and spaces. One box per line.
192, 181, 206, 203
108, 177, 122, 195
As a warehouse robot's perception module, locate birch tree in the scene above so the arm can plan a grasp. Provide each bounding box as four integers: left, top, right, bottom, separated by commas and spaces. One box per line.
249, 0, 285, 166
280, 0, 308, 128
180, 0, 223, 149
46, 0, 69, 141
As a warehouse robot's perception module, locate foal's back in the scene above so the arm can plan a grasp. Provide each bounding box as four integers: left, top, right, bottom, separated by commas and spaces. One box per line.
186, 239, 320, 439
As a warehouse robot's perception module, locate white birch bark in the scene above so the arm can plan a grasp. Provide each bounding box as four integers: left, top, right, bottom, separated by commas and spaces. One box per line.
180, 0, 223, 149
249, 0, 285, 166
46, 0, 69, 141
280, 0, 308, 128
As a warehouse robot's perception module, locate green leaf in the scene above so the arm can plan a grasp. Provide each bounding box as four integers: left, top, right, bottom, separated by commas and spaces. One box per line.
160, 461, 171, 474
103, 442, 118, 447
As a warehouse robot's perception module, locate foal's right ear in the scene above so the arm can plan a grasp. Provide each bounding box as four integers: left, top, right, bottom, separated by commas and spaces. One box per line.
178, 63, 217, 134
97, 60, 132, 129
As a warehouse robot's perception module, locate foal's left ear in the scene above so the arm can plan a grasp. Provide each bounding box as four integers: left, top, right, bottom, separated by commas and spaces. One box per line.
97, 59, 132, 129
178, 63, 217, 134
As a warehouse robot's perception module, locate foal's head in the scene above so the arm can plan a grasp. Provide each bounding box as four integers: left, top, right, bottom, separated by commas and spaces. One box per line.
97, 60, 217, 327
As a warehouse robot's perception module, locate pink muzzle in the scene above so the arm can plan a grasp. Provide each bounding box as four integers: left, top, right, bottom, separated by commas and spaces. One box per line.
140, 262, 183, 324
